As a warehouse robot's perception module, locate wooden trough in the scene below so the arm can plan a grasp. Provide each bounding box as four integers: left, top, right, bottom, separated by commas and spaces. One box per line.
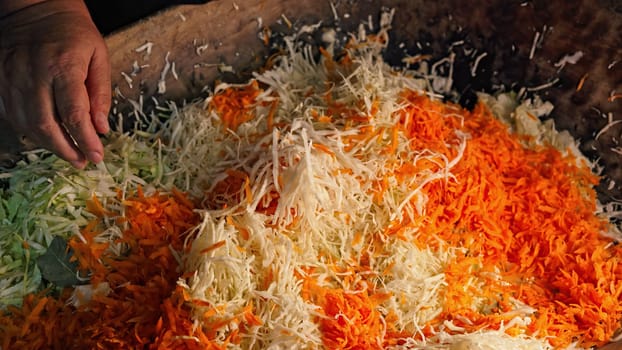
0, 0, 621, 348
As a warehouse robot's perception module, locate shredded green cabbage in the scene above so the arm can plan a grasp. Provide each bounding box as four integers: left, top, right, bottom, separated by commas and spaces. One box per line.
0, 127, 169, 306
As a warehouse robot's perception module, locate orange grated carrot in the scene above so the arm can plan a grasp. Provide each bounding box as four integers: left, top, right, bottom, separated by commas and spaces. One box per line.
210, 80, 263, 132
301, 277, 388, 349
0, 189, 215, 349
199, 240, 226, 254
388, 93, 622, 348
609, 93, 622, 102
312, 143, 336, 157
576, 73, 588, 91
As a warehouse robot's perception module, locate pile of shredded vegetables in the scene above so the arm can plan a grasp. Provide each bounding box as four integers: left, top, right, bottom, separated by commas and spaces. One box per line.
1, 14, 622, 349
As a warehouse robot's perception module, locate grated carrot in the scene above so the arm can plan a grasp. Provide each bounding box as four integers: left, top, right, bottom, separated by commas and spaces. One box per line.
393, 92, 622, 348
210, 80, 263, 132
301, 273, 389, 350
0, 189, 209, 349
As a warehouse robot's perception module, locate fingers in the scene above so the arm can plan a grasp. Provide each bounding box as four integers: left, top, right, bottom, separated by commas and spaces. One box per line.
0, 0, 110, 169
35, 87, 87, 168
86, 43, 111, 134
53, 66, 104, 165
11, 84, 87, 168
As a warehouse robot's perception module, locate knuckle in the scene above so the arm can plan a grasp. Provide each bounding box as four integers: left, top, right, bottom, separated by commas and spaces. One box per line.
46, 61, 63, 78
91, 92, 111, 108
33, 119, 58, 136
61, 108, 88, 129
48, 54, 87, 78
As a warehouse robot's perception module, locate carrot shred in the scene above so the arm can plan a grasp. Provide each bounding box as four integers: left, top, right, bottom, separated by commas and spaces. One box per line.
608, 93, 622, 102
576, 73, 588, 91
0, 189, 210, 349
210, 80, 263, 132
392, 92, 622, 348
301, 276, 388, 349
199, 240, 226, 254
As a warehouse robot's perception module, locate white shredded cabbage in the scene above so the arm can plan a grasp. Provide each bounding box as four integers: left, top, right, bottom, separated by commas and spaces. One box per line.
168, 24, 556, 349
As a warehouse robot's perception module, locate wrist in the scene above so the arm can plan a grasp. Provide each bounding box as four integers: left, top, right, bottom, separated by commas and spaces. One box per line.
0, 0, 45, 17
0, 0, 85, 18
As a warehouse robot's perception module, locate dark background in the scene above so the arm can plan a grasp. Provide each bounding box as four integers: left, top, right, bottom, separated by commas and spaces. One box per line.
85, 0, 209, 34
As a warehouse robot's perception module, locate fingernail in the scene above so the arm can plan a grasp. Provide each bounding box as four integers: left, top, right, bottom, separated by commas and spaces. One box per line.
88, 151, 103, 164
95, 112, 110, 134
71, 159, 86, 169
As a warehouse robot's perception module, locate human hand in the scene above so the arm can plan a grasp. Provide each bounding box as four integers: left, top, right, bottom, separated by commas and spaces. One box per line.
0, 0, 111, 168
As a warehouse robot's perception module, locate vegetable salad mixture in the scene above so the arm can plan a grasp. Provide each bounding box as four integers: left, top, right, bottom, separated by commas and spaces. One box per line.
1, 13, 621, 350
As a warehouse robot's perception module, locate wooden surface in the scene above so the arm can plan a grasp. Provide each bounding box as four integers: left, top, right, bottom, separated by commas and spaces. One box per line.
1, 0, 621, 200
106, 0, 336, 104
